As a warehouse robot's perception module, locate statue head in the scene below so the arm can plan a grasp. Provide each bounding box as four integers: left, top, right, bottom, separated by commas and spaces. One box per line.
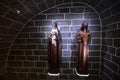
52, 21, 58, 29
81, 21, 88, 31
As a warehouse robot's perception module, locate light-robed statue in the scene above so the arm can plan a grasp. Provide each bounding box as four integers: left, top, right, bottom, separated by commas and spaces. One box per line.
48, 21, 62, 76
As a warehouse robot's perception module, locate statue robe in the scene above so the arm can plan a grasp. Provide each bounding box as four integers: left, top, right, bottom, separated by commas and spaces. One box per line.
76, 30, 90, 75
48, 30, 61, 74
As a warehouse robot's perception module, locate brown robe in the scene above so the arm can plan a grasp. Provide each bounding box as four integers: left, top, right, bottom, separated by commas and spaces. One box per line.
76, 30, 90, 74
48, 32, 61, 74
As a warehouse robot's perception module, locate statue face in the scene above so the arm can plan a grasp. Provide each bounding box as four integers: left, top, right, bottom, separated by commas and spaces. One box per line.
82, 22, 88, 27
81, 22, 88, 31
84, 22, 88, 25
52, 26, 57, 29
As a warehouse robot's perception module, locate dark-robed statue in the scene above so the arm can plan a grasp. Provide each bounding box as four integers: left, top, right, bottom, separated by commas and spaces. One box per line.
48, 21, 62, 76
75, 21, 91, 76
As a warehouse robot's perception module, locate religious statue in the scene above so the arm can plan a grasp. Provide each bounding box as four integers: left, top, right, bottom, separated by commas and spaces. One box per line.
48, 21, 62, 76
75, 21, 91, 76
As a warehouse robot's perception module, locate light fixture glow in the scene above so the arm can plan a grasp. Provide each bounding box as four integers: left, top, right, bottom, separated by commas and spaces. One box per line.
16, 9, 20, 13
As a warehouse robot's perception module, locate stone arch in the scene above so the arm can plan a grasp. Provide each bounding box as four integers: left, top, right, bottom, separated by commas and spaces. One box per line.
7, 2, 102, 80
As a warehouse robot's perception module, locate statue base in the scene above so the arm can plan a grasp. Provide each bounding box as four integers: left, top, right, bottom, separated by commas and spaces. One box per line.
48, 72, 60, 76
75, 68, 89, 77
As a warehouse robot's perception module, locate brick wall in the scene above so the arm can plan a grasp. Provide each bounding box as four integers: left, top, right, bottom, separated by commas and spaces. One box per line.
100, 1, 120, 80
0, 13, 23, 80
7, 3, 101, 80
0, 1, 29, 80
